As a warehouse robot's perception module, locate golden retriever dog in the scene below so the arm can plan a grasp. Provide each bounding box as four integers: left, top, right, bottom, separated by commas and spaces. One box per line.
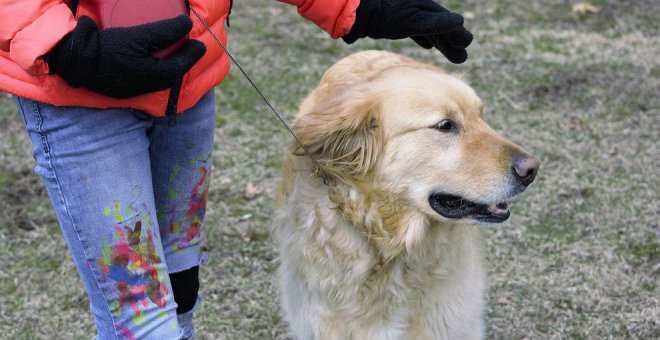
273, 50, 539, 340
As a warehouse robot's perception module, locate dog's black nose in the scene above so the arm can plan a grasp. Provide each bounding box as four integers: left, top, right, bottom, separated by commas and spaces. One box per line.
512, 155, 540, 187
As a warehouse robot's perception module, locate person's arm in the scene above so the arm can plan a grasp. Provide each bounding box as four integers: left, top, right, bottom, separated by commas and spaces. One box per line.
279, 0, 473, 64
277, 0, 360, 39
0, 0, 77, 75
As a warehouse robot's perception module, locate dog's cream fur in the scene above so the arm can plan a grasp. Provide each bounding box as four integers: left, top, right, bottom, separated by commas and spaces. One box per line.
274, 51, 535, 340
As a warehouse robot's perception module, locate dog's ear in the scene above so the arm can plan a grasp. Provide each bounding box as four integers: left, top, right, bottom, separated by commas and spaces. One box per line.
293, 85, 382, 182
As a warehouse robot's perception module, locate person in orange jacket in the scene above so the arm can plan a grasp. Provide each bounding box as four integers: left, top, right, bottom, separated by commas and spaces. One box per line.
0, 0, 472, 338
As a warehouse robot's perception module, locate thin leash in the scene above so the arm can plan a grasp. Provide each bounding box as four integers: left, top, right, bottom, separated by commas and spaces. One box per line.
190, 8, 325, 177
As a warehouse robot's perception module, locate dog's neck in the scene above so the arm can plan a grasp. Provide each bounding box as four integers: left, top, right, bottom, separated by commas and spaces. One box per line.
329, 183, 408, 261
285, 156, 470, 262
315, 181, 480, 311
328, 180, 470, 264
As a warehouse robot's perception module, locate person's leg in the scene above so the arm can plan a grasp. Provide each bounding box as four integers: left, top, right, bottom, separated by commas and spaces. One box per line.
16, 98, 183, 339
149, 91, 216, 339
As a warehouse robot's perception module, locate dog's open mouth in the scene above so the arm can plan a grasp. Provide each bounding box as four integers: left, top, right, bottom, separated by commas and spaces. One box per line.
428, 193, 511, 223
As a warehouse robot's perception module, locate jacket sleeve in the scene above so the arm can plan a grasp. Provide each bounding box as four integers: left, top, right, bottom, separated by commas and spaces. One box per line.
0, 1, 77, 75
278, 0, 360, 39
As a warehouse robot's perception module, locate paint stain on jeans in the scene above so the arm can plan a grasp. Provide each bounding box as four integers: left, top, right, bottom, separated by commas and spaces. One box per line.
162, 154, 211, 252
175, 165, 209, 250
115, 324, 136, 340
98, 204, 170, 326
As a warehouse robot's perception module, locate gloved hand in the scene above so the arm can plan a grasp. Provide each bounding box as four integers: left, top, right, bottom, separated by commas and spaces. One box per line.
47, 15, 206, 98
342, 0, 473, 64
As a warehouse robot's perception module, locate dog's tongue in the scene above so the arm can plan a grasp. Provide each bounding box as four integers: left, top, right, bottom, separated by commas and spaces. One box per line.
487, 202, 509, 216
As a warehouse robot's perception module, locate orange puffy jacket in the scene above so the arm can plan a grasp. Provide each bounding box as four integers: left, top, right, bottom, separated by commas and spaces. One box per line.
0, 0, 359, 117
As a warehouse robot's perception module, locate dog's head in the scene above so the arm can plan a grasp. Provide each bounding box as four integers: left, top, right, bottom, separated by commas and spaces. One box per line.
293, 60, 539, 228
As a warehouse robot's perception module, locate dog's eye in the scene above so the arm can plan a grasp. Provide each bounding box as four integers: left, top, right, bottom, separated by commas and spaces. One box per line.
433, 119, 458, 133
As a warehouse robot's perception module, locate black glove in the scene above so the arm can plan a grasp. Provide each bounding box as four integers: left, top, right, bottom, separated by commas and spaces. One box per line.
342, 0, 473, 64
47, 15, 206, 98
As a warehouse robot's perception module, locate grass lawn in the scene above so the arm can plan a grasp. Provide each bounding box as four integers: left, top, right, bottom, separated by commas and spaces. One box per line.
1, 0, 658, 338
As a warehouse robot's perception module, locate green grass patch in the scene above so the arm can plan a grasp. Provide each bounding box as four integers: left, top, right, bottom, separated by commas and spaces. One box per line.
533, 35, 568, 54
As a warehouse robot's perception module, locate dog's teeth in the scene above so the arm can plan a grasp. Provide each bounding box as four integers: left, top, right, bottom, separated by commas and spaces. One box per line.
488, 203, 509, 215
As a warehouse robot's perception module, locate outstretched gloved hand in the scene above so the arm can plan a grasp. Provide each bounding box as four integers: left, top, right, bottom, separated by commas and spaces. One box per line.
342, 0, 473, 64
47, 15, 206, 98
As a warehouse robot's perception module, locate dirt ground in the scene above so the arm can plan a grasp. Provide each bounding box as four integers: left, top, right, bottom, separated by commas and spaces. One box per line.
1, 0, 658, 339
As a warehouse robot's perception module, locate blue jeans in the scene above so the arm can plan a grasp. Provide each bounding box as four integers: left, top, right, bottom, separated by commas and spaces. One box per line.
15, 91, 215, 339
